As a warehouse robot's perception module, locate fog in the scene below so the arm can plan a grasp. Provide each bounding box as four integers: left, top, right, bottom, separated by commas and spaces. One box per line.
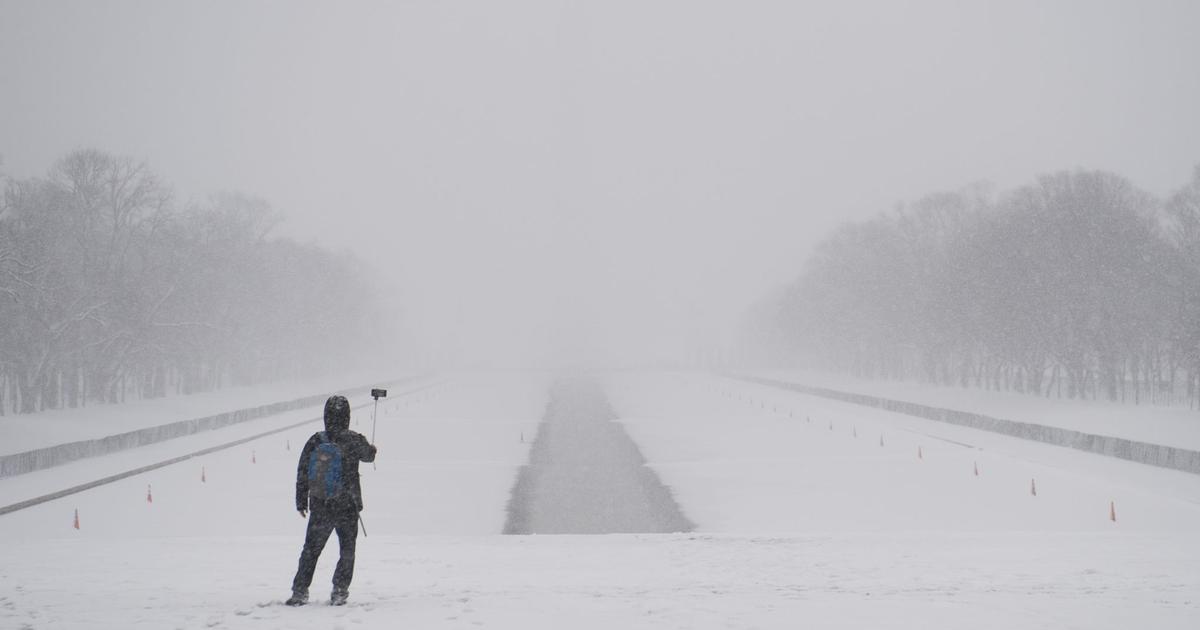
3, 0, 1199, 369
4, 6, 1200, 623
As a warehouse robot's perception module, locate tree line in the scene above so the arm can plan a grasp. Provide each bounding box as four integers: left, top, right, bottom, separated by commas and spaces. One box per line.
747, 167, 1200, 408
0, 149, 393, 415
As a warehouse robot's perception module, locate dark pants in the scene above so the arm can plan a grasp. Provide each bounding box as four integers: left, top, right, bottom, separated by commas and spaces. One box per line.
291, 500, 359, 593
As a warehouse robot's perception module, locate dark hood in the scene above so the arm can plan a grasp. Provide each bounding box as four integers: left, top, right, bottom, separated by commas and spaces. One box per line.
323, 395, 351, 435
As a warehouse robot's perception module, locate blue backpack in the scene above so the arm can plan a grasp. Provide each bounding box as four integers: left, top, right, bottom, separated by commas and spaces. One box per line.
307, 432, 344, 501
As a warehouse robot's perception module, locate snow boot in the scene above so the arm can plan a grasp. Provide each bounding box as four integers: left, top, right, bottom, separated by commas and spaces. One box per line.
330, 588, 349, 606
285, 589, 309, 606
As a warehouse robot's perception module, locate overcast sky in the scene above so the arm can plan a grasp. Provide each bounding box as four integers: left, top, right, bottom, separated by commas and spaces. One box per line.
2, 0, 1199, 367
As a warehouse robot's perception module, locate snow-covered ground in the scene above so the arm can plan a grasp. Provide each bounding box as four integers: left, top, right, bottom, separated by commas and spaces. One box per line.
6, 532, 1195, 630
0, 381, 436, 510
756, 370, 1200, 451
2, 372, 1198, 629
611, 374, 1200, 533
0, 373, 545, 538
0, 372, 416, 456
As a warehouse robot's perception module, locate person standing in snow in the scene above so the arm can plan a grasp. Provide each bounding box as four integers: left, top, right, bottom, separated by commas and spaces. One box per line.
286, 395, 377, 606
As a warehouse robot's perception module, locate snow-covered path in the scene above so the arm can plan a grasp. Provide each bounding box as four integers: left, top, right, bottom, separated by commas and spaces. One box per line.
1, 372, 1198, 629
756, 370, 1200, 451
4, 532, 1196, 629
609, 374, 1200, 534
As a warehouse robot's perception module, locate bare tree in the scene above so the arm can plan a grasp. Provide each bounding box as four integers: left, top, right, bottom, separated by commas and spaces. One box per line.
755, 169, 1197, 411
0, 149, 397, 414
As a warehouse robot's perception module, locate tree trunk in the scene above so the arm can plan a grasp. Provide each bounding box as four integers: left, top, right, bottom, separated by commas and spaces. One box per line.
40, 370, 59, 410
17, 370, 38, 414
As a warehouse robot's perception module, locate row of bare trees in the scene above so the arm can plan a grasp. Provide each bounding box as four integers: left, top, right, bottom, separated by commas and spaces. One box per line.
0, 149, 391, 415
748, 168, 1200, 408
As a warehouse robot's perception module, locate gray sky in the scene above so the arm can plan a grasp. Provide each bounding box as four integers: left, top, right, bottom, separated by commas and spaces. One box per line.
2, 0, 1198, 367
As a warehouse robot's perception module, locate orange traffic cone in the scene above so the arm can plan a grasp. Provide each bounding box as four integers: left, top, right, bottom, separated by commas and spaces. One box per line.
1031, 478, 1037, 496
146, 484, 153, 504
73, 508, 80, 530
1110, 500, 1116, 522
201, 466, 207, 483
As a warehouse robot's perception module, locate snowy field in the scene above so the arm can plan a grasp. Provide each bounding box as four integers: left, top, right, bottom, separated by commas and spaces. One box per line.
0, 379, 436, 511
0, 372, 416, 456
757, 370, 1200, 451
2, 372, 1199, 629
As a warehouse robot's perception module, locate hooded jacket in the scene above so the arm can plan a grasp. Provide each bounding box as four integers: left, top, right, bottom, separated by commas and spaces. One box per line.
295, 395, 377, 512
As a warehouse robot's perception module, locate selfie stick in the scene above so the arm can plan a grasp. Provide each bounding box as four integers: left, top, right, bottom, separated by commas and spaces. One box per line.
371, 399, 379, 444
370, 388, 386, 470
